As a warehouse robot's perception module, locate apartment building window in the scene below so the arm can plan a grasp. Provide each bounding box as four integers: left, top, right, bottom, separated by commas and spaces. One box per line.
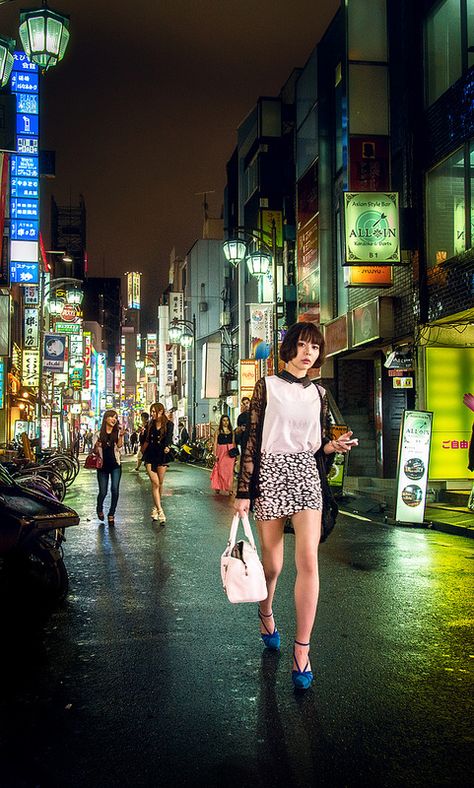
425, 142, 473, 266
424, 0, 474, 106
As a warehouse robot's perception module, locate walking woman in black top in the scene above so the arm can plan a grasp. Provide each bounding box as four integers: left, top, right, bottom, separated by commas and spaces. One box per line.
94, 410, 124, 526
141, 402, 174, 523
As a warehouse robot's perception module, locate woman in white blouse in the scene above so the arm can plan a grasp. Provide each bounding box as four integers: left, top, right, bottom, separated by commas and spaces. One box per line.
234, 322, 357, 690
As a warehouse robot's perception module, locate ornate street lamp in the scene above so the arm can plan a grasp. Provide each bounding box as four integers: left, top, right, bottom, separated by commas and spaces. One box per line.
19, 2, 70, 72
48, 295, 63, 315
169, 323, 183, 343
180, 333, 193, 349
168, 316, 197, 438
0, 35, 15, 87
222, 221, 279, 366
65, 287, 82, 305
246, 251, 271, 277
222, 239, 247, 268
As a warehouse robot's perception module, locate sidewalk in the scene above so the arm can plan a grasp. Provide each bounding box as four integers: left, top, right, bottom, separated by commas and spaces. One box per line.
337, 491, 474, 539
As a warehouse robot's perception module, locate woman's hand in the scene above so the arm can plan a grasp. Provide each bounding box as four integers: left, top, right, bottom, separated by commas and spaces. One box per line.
324, 431, 358, 454
234, 497, 250, 517
463, 392, 474, 412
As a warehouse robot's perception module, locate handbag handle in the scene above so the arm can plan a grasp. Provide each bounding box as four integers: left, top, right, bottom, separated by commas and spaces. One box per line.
227, 513, 257, 551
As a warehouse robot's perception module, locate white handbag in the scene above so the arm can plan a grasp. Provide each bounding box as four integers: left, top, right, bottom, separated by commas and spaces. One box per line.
220, 514, 267, 604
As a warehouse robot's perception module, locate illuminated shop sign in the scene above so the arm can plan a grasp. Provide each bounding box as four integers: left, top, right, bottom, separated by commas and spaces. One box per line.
43, 334, 66, 372
10, 53, 39, 286
11, 219, 38, 240
97, 352, 107, 397
22, 349, 40, 387
54, 322, 81, 335
11, 178, 39, 198
0, 358, 4, 408
169, 291, 184, 323
23, 307, 39, 348
344, 192, 400, 265
127, 272, 141, 310
10, 261, 39, 284
395, 410, 433, 524
23, 286, 39, 305
83, 332, 92, 389
426, 347, 474, 479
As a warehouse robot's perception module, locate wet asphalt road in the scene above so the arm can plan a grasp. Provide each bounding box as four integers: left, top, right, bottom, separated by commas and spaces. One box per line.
1, 456, 473, 788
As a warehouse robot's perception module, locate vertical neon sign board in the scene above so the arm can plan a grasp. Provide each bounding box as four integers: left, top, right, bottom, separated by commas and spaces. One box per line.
10, 52, 39, 285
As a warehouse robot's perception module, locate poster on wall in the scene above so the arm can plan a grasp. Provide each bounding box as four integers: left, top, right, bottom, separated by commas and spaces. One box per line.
249, 304, 272, 361
394, 410, 433, 524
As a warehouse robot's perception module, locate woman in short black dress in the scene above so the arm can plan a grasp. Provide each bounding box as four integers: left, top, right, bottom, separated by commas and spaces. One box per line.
141, 402, 174, 523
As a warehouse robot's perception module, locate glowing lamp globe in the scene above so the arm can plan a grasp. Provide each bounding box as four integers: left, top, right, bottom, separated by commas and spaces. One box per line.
19, 5, 70, 71
0, 36, 15, 87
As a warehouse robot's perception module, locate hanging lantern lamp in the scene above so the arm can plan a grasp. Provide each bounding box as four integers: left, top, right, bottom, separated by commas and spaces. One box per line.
222, 239, 247, 267
19, 2, 70, 72
0, 36, 15, 87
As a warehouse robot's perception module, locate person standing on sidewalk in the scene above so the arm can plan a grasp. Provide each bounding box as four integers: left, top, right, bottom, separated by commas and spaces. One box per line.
234, 396, 250, 468
141, 403, 174, 523
210, 415, 237, 495
134, 412, 149, 472
233, 321, 357, 690
94, 410, 124, 527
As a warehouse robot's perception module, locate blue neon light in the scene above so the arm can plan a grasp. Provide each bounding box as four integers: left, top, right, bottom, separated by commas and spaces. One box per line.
11, 198, 39, 220
11, 178, 39, 199
16, 114, 39, 136
16, 94, 38, 114
17, 137, 39, 155
11, 219, 39, 241
11, 155, 38, 178
10, 71, 39, 92
10, 52, 39, 289
10, 262, 39, 284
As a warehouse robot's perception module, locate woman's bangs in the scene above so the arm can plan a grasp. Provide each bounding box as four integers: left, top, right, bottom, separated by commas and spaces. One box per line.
298, 324, 320, 345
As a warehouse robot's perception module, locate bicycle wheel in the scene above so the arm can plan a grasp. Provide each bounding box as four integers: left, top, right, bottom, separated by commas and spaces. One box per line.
44, 456, 76, 486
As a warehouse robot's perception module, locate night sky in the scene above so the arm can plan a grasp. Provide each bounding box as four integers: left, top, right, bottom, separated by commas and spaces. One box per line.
1, 0, 338, 328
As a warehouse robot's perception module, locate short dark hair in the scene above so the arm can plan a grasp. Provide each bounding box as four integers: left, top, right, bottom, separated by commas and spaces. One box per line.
279, 322, 325, 367
140, 411, 149, 421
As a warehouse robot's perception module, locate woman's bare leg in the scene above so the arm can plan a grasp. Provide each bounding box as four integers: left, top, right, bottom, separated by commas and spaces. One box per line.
257, 517, 285, 634
157, 466, 167, 498
146, 465, 162, 509
291, 508, 322, 672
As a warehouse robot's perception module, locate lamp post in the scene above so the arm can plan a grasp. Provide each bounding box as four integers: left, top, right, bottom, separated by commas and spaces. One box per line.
222, 219, 279, 369
168, 316, 196, 440
38, 275, 83, 451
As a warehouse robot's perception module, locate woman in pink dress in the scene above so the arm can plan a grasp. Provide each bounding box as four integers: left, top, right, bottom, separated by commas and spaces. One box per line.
210, 415, 237, 495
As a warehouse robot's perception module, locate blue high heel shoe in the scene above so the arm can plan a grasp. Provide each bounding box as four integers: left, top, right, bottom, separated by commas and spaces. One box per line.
258, 608, 281, 650
292, 640, 313, 690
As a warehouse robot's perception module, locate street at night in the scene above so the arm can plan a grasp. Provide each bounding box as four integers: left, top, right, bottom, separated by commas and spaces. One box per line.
0, 1, 473, 786
1, 458, 473, 788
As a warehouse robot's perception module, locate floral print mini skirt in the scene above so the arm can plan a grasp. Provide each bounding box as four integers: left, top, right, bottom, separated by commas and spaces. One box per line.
254, 451, 322, 521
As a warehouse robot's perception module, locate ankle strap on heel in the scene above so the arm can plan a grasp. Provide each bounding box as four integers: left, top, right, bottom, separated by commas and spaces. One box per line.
258, 609, 273, 618
294, 640, 310, 647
